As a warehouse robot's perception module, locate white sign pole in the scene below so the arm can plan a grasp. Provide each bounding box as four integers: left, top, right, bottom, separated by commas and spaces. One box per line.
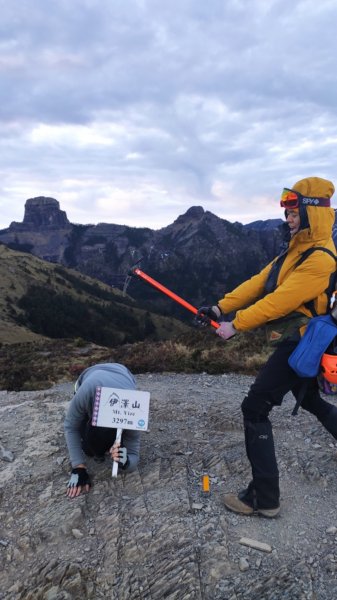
112, 428, 123, 478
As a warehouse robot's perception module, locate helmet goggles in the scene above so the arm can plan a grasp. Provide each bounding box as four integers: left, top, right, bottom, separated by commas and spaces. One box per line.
280, 188, 331, 209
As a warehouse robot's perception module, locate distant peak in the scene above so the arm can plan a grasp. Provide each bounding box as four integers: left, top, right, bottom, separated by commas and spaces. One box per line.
173, 206, 205, 225
183, 206, 205, 218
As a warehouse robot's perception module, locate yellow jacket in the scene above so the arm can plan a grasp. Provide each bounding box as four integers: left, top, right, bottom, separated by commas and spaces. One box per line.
218, 201, 336, 332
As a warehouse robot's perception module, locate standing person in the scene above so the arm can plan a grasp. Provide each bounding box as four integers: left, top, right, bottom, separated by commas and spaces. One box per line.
64, 363, 140, 498
197, 177, 337, 517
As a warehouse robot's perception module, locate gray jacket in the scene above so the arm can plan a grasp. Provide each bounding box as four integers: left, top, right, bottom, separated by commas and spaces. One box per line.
64, 363, 140, 472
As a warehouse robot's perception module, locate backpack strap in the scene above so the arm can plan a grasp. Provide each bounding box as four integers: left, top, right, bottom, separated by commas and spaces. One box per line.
295, 247, 337, 317
294, 246, 336, 267
264, 248, 289, 294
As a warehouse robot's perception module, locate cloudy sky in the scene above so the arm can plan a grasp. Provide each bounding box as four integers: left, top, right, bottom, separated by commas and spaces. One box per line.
1, 0, 336, 230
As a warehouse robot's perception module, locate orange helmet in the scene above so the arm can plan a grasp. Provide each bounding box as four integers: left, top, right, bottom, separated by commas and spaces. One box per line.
320, 352, 337, 384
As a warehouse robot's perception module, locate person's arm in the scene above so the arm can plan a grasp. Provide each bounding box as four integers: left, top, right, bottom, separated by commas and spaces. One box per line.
64, 383, 94, 497
233, 252, 334, 331
196, 263, 273, 327
64, 382, 95, 468
217, 262, 272, 315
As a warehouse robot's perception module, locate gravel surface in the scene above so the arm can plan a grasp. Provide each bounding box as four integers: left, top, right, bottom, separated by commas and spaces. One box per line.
1, 372, 337, 599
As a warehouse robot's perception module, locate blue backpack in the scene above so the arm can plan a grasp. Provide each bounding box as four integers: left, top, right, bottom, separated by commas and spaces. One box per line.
288, 314, 337, 377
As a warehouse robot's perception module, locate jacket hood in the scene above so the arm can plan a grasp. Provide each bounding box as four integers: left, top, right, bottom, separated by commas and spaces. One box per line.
292, 177, 335, 242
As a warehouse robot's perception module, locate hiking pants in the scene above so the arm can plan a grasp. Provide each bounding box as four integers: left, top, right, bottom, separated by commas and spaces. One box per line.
240, 340, 337, 509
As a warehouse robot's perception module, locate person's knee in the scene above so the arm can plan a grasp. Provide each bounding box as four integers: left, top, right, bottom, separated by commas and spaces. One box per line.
241, 395, 271, 422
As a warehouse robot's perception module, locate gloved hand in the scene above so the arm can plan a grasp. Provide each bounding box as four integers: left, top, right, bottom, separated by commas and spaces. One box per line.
195, 305, 221, 326
117, 447, 128, 467
110, 443, 129, 469
66, 467, 91, 498
215, 321, 237, 341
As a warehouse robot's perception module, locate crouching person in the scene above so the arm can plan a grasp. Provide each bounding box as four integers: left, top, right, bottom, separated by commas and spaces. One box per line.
64, 362, 140, 498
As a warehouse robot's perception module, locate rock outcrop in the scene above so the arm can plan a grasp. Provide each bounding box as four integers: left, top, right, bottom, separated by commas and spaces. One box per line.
11, 197, 70, 230
0, 197, 72, 262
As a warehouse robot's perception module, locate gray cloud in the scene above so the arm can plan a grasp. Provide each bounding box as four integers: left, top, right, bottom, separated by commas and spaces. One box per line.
0, 0, 336, 230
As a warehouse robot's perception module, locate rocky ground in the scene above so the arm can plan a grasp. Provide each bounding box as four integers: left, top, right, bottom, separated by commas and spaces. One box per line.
1, 372, 337, 599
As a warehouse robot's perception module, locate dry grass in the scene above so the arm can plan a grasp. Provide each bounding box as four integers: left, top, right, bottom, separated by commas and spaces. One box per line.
0, 329, 271, 390
0, 327, 273, 391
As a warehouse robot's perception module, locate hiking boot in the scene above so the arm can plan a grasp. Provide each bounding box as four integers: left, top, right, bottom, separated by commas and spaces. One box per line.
224, 493, 280, 518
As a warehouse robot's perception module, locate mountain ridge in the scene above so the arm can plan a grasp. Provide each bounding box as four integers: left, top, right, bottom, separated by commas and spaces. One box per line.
0, 197, 286, 316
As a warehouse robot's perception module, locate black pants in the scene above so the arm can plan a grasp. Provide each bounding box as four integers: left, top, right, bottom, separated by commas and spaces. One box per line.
240, 340, 337, 508
80, 421, 117, 458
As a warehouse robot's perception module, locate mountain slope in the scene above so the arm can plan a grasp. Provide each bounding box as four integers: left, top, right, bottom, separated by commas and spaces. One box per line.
0, 244, 189, 345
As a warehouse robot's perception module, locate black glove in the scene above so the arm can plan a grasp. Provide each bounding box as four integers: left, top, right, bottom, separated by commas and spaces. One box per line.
195, 305, 221, 326
67, 467, 91, 490
117, 447, 129, 469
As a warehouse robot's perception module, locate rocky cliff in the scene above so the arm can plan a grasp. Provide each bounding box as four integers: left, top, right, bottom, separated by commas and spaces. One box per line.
19, 197, 70, 229
0, 197, 72, 263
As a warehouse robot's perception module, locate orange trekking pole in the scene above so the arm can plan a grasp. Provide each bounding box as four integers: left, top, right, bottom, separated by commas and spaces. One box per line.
129, 265, 220, 329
